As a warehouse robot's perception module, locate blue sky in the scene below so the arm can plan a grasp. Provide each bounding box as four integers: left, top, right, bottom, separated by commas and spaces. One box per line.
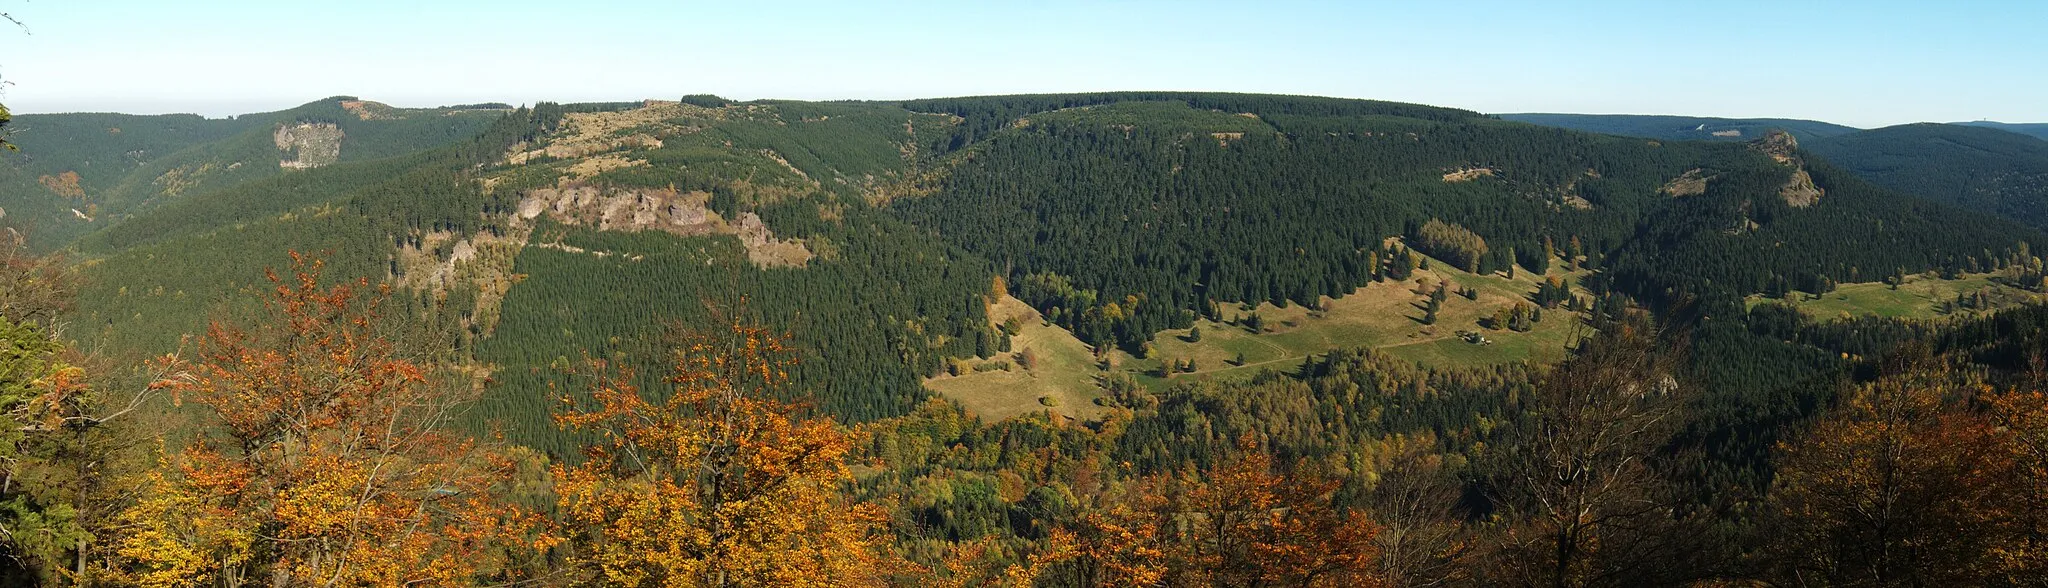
0, 0, 2041, 127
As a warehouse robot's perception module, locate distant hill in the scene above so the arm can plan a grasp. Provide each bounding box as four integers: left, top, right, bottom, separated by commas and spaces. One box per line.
900, 97, 2032, 314
0, 112, 256, 248
1502, 113, 2048, 232
1496, 113, 1861, 143
1954, 121, 2048, 142
0, 98, 503, 250
1806, 123, 2048, 231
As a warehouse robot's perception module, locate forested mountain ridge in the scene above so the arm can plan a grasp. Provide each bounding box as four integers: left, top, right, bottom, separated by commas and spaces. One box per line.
0, 111, 256, 248
1502, 112, 2048, 244
1957, 120, 2048, 141
897, 98, 2041, 350
60, 98, 1001, 456
0, 98, 504, 250
1804, 122, 2048, 232
1506, 112, 2048, 145
1497, 113, 1861, 143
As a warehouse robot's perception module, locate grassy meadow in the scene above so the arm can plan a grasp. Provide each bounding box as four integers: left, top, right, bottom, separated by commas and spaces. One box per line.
927, 252, 1594, 419
1747, 272, 2046, 320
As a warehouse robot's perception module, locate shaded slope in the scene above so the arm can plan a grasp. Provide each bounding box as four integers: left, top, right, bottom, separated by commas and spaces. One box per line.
1806, 123, 2048, 231
0, 112, 258, 248
1954, 121, 2048, 141
1498, 113, 1860, 143
0, 98, 504, 250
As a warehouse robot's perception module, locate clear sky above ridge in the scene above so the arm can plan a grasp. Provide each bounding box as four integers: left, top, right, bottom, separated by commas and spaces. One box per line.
0, 0, 2041, 127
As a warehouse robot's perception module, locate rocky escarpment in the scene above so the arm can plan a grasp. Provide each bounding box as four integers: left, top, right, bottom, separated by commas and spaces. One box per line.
513, 181, 813, 268
275, 122, 343, 169
1751, 130, 1823, 207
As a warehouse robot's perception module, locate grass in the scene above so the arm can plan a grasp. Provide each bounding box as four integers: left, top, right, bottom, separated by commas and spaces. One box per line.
927, 252, 1596, 417
1123, 257, 1589, 388
1746, 272, 2045, 321
923, 296, 1109, 423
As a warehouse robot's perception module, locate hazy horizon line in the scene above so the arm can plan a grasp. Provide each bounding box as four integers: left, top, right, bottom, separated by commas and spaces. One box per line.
12, 92, 2041, 129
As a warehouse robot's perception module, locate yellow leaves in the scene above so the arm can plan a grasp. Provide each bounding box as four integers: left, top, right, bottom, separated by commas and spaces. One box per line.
555, 318, 899, 587
114, 467, 257, 588
556, 474, 714, 587
115, 253, 542, 586
272, 456, 369, 539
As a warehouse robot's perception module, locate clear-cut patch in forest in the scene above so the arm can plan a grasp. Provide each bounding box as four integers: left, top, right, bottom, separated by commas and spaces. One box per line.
1441, 167, 1497, 182
1662, 168, 1710, 196
338, 99, 402, 121
1747, 270, 2048, 322
502, 100, 721, 164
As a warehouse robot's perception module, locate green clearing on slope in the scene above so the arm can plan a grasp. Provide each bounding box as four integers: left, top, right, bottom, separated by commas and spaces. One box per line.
1746, 272, 2047, 321
923, 296, 1108, 423
1124, 253, 1591, 388
929, 250, 1593, 414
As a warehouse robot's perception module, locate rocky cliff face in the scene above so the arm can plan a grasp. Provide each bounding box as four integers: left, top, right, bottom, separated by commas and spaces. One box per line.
1751, 130, 1823, 207
275, 122, 343, 169
513, 181, 813, 268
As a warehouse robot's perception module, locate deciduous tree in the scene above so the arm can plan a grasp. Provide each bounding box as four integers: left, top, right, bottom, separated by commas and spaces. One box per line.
1481, 323, 1710, 587
1985, 368, 2048, 582
552, 317, 905, 587
1767, 355, 2027, 586
113, 254, 546, 586
0, 231, 175, 585
1067, 439, 1384, 587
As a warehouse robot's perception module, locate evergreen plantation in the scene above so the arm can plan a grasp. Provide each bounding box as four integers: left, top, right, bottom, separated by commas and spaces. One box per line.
1803, 123, 2048, 232
1496, 113, 1862, 143
1509, 113, 2048, 237
8, 92, 2048, 585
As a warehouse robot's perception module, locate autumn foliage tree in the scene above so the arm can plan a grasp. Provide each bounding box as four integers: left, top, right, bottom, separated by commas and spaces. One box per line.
1481, 322, 1712, 587
1766, 354, 2037, 586
1985, 362, 2048, 582
0, 229, 173, 585
0, 317, 93, 583
113, 254, 545, 586
1066, 439, 1385, 588
552, 318, 903, 587
0, 230, 83, 581
929, 529, 1077, 588
0, 321, 179, 586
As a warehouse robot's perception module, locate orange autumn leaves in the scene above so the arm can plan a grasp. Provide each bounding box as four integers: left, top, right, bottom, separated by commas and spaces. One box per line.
118, 254, 907, 586
109, 254, 1395, 586
935, 440, 1386, 588
116, 254, 550, 586
38, 170, 85, 199
1768, 356, 2048, 585
1066, 444, 1384, 588
552, 320, 904, 587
